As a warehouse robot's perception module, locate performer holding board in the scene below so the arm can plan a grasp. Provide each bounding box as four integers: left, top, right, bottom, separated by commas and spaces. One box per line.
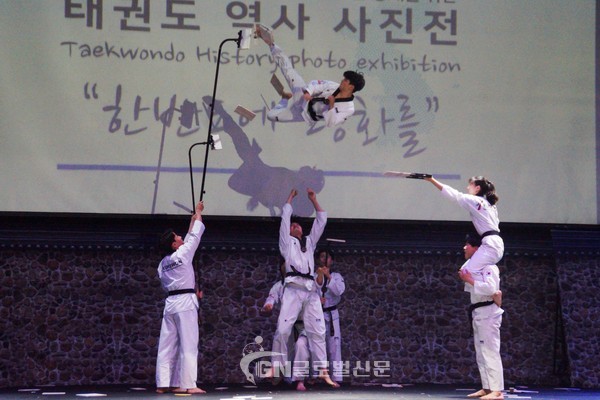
386, 171, 503, 281
383, 171, 432, 179
427, 175, 503, 280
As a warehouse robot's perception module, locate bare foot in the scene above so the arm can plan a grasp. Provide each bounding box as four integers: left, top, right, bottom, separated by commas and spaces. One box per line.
155, 388, 170, 394
318, 370, 340, 388
296, 381, 306, 391
480, 391, 503, 400
467, 389, 488, 398
282, 92, 292, 100
255, 24, 274, 46
186, 388, 206, 394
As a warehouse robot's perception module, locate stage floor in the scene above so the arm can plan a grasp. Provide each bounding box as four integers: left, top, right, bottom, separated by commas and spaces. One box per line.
0, 383, 597, 400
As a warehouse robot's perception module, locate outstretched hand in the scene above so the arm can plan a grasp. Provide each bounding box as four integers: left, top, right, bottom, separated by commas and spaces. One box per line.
425, 176, 443, 191
259, 302, 274, 317
287, 189, 298, 204
193, 201, 204, 221
306, 187, 323, 212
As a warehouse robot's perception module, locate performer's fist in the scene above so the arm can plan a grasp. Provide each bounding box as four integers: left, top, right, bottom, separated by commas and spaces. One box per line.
260, 303, 273, 316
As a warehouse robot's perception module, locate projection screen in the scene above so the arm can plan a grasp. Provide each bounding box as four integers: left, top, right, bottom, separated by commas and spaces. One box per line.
0, 0, 597, 223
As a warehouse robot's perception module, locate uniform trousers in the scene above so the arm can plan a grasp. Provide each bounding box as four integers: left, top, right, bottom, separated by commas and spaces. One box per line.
467, 236, 504, 275
473, 313, 504, 391
156, 309, 199, 389
292, 335, 311, 381
272, 285, 327, 377
267, 44, 307, 123
324, 309, 343, 382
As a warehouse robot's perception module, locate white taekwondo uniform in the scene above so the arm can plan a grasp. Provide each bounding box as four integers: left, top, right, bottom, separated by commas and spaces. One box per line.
267, 44, 356, 128
440, 183, 504, 279
461, 258, 504, 392
272, 203, 327, 377
321, 271, 345, 382
155, 220, 204, 390
264, 280, 310, 382
265, 281, 310, 381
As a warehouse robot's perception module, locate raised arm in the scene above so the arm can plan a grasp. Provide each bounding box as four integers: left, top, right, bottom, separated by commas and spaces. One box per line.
306, 188, 327, 251
279, 189, 297, 254
177, 201, 205, 265
187, 201, 204, 232
425, 176, 444, 191
307, 188, 323, 212
287, 189, 298, 205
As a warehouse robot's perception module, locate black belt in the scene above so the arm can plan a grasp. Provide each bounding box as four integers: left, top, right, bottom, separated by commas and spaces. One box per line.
481, 230, 500, 238
468, 301, 495, 334
168, 288, 195, 296
307, 97, 326, 121
323, 305, 338, 336
286, 264, 314, 280
286, 271, 314, 280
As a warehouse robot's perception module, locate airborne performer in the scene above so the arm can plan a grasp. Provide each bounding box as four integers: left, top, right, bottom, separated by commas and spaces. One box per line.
255, 24, 365, 128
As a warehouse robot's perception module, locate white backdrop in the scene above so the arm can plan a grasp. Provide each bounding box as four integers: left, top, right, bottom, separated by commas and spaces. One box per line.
0, 0, 597, 223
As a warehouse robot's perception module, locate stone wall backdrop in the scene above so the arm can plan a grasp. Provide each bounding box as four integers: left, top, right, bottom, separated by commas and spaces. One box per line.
556, 255, 600, 388
0, 216, 598, 389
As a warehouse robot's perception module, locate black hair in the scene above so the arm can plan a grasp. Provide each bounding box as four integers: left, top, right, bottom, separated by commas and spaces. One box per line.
315, 247, 335, 265
343, 71, 365, 92
290, 214, 303, 226
316, 248, 335, 262
159, 229, 176, 255
469, 176, 499, 205
290, 215, 307, 251
465, 233, 482, 247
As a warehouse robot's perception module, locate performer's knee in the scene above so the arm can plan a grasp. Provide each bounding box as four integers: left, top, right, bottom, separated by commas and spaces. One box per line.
276, 321, 296, 338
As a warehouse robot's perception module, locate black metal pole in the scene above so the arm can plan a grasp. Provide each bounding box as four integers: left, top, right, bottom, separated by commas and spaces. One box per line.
189, 31, 242, 210
188, 141, 205, 209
